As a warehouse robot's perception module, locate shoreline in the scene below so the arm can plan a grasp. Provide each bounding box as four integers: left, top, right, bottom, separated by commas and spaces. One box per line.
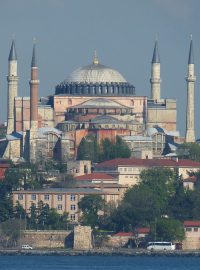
1, 248, 200, 256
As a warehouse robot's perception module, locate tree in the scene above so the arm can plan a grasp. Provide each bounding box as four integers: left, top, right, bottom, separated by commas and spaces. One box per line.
0, 181, 13, 222
109, 168, 177, 232
51, 174, 76, 188
114, 136, 131, 158
77, 135, 99, 162
44, 160, 67, 173
0, 219, 24, 248
111, 185, 162, 231
151, 218, 185, 242
26, 202, 70, 230
28, 203, 38, 230
140, 168, 176, 213
78, 195, 105, 228
100, 138, 115, 161
77, 135, 131, 162
13, 201, 26, 219
4, 163, 45, 191
177, 143, 200, 162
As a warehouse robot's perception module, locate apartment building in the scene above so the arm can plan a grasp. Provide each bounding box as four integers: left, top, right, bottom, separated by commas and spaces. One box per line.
95, 158, 200, 186
13, 188, 120, 222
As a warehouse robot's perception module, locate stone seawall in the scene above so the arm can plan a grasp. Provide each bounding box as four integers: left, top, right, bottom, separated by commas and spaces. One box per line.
1, 248, 200, 256
22, 230, 72, 248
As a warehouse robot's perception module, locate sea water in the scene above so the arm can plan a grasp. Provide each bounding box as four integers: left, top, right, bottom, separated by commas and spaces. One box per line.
0, 255, 199, 270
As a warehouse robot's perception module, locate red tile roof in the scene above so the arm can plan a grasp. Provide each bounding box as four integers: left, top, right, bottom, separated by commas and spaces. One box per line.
96, 158, 200, 168
136, 227, 150, 234
75, 173, 116, 181
184, 221, 200, 227
114, 228, 150, 237
0, 163, 9, 180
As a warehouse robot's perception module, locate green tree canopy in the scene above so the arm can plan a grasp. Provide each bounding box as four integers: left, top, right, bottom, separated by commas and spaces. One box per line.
177, 143, 200, 162
26, 202, 70, 230
78, 194, 105, 228
0, 218, 24, 247
108, 168, 179, 234
77, 135, 131, 162
151, 218, 185, 242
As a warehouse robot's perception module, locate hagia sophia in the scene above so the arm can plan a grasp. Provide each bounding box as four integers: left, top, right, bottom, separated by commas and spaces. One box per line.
0, 39, 196, 163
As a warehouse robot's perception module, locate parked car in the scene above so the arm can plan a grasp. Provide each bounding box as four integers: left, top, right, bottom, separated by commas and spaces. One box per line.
147, 242, 175, 251
21, 244, 33, 250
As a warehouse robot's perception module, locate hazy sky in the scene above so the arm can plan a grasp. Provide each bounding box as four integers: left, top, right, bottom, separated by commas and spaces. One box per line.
0, 0, 200, 137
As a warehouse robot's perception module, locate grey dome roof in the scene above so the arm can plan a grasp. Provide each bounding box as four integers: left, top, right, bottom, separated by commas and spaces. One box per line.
91, 115, 123, 124
64, 58, 127, 83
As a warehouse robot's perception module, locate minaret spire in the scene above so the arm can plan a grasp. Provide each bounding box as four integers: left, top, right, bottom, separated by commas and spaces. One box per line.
150, 40, 161, 100
188, 35, 194, 64
185, 35, 196, 142
7, 40, 19, 134
31, 40, 37, 67
152, 40, 160, 64
8, 40, 17, 61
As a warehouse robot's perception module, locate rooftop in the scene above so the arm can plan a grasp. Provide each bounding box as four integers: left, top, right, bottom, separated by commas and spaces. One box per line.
64, 59, 127, 83
184, 221, 200, 227
95, 158, 200, 169
13, 187, 105, 195
75, 173, 116, 181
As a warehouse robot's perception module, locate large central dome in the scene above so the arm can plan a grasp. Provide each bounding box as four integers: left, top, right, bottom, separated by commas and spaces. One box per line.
55, 54, 135, 96
65, 62, 127, 83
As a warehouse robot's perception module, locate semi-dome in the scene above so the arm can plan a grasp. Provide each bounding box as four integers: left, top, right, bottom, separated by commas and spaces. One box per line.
55, 53, 135, 96
64, 54, 127, 83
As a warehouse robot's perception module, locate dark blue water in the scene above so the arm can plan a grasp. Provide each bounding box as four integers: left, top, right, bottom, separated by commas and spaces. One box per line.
0, 255, 200, 270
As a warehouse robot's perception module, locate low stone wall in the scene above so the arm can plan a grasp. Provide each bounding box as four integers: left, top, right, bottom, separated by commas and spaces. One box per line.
22, 230, 72, 248
182, 237, 200, 250
106, 236, 131, 248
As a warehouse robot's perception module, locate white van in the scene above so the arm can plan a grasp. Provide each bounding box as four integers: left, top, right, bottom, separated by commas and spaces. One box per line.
147, 242, 175, 251
21, 244, 33, 250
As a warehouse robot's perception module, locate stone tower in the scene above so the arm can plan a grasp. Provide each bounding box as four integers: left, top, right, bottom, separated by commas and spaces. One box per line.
150, 40, 161, 101
29, 43, 39, 162
7, 40, 19, 134
185, 37, 196, 143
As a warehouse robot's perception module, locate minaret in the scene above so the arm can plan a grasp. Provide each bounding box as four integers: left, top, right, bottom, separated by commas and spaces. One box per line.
29, 43, 39, 163
150, 40, 161, 101
29, 43, 39, 130
7, 40, 19, 134
185, 36, 196, 142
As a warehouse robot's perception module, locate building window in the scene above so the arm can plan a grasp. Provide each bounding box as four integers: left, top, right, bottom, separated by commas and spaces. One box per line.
70, 205, 76, 211
70, 194, 76, 201
194, 227, 198, 232
70, 214, 76, 221
31, 194, 36, 200
57, 195, 63, 201
57, 204, 62, 210
186, 227, 192, 232
44, 194, 50, 201
18, 194, 23, 200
